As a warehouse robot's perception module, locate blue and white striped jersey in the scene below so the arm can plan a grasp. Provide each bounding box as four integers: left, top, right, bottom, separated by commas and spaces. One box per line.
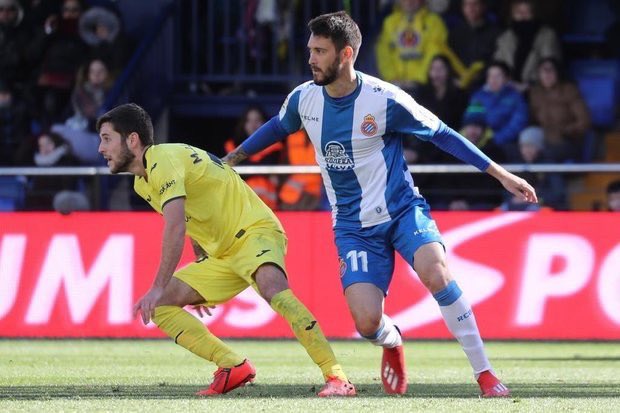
278, 71, 442, 230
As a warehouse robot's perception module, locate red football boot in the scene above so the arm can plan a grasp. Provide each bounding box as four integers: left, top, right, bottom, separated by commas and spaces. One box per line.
477, 370, 511, 398
196, 359, 256, 396
317, 376, 357, 397
381, 345, 407, 394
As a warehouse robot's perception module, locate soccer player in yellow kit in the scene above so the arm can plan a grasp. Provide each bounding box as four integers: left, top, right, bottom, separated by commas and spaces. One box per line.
96, 103, 355, 397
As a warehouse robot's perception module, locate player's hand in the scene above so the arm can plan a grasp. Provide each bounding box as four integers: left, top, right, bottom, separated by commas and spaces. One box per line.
133, 286, 164, 325
499, 173, 538, 203
192, 304, 216, 318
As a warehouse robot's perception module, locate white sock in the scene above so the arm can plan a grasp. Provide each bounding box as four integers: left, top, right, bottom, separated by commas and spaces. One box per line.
435, 282, 492, 376
364, 314, 402, 348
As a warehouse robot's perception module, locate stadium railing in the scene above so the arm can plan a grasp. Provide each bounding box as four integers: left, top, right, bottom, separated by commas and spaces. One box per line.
2, 164, 619, 176
1, 164, 619, 211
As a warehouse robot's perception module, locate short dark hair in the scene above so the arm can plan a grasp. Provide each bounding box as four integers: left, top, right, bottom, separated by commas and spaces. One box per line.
487, 60, 512, 78
39, 131, 67, 148
607, 180, 620, 195
538, 57, 565, 80
308, 11, 362, 60
510, 0, 537, 17
234, 104, 268, 141
96, 103, 154, 146
428, 54, 456, 80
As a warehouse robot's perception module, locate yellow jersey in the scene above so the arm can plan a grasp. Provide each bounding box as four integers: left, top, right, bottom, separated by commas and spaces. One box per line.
134, 144, 283, 257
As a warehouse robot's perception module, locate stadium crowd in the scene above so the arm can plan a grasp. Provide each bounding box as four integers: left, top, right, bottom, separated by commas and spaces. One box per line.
0, 0, 619, 212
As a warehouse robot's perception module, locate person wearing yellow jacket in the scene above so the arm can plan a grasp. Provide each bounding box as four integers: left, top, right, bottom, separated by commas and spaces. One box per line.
375, 0, 481, 91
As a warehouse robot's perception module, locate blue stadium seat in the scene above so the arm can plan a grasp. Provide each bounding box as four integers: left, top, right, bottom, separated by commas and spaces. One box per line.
563, 0, 616, 41
0, 176, 26, 211
570, 60, 620, 128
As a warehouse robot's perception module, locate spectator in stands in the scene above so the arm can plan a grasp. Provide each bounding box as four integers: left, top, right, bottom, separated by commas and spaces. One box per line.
466, 61, 528, 159
79, 6, 131, 73
0, 0, 33, 89
448, 0, 500, 89
0, 78, 30, 165
460, 106, 505, 162
32, 0, 88, 127
279, 130, 322, 210
69, 57, 114, 130
224, 105, 283, 209
606, 180, 620, 212
501, 126, 566, 210
528, 57, 591, 162
22, 0, 62, 28
493, 0, 561, 90
415, 54, 469, 130
25, 130, 89, 212
49, 57, 113, 165
375, 0, 475, 93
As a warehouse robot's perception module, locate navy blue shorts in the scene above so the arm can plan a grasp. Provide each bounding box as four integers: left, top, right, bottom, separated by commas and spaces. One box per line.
334, 200, 443, 295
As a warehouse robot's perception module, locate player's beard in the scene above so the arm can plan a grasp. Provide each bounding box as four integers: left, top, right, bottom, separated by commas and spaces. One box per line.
312, 56, 341, 86
110, 138, 136, 174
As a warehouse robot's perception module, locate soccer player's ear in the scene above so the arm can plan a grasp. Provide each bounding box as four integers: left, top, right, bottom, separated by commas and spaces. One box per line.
128, 132, 140, 149
342, 46, 354, 63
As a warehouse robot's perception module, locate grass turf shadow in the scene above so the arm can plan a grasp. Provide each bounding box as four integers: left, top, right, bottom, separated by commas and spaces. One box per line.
1, 382, 618, 400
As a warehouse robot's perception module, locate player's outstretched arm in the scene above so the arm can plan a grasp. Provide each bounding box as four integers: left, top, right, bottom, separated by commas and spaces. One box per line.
223, 116, 290, 166
222, 146, 249, 167
486, 162, 538, 203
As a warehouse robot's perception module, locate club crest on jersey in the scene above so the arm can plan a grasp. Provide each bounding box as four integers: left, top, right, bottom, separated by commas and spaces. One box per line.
324, 141, 354, 170
338, 257, 347, 278
360, 114, 378, 136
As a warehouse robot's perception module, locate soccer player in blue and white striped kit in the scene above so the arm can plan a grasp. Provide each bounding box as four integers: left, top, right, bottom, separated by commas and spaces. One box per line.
225, 11, 537, 397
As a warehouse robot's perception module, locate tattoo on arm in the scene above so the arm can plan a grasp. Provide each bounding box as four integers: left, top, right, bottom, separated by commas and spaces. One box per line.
222, 146, 249, 167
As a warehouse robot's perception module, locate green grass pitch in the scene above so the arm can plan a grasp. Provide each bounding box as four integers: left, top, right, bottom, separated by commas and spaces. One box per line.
1, 339, 619, 412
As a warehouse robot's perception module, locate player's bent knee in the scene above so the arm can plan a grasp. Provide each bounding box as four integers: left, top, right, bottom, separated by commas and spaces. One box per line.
351, 311, 383, 337
417, 263, 451, 294
254, 264, 289, 303
355, 318, 383, 338
156, 278, 205, 307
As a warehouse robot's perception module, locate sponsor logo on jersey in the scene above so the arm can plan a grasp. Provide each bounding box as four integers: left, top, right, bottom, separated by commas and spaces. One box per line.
301, 114, 320, 122
360, 114, 378, 136
413, 222, 439, 237
324, 141, 355, 170
159, 179, 176, 195
339, 257, 347, 278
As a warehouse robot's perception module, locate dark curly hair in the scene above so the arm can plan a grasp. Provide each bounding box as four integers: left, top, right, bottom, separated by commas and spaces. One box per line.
96, 103, 154, 146
308, 11, 362, 61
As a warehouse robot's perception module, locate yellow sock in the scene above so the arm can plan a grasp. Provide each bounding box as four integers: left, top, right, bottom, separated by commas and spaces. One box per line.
153, 305, 244, 368
270, 289, 348, 382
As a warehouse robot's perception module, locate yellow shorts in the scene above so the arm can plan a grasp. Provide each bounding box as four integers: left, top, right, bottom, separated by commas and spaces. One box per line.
174, 225, 287, 305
